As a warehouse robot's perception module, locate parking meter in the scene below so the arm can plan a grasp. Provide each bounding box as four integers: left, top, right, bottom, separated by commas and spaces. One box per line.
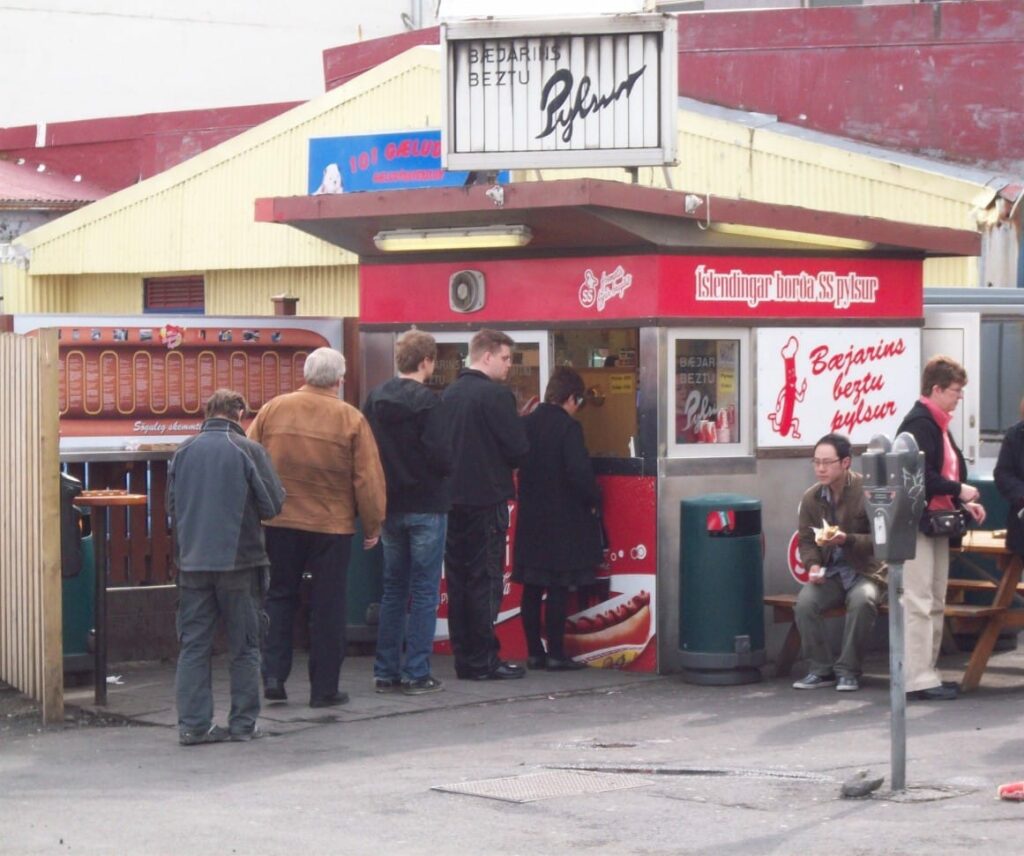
862, 432, 925, 563
861, 431, 925, 793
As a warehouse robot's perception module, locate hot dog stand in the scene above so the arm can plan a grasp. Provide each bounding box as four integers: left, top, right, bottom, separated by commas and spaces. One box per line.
255, 176, 979, 672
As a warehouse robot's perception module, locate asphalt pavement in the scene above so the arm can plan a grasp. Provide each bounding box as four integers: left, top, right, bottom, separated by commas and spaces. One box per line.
4, 647, 1024, 855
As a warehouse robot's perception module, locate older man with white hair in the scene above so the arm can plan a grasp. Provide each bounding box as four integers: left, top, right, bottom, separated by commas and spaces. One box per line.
248, 347, 386, 708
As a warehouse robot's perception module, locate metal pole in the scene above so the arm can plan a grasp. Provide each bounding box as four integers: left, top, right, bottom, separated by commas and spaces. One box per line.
93, 507, 108, 706
888, 561, 906, 791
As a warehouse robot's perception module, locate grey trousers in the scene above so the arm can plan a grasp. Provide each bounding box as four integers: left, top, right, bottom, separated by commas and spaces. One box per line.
175, 568, 263, 736
794, 574, 881, 678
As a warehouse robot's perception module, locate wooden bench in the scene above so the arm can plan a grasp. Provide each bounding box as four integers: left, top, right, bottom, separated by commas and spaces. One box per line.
764, 592, 1002, 678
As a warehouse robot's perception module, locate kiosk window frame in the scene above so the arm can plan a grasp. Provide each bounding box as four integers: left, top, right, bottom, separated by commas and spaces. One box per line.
666, 328, 752, 459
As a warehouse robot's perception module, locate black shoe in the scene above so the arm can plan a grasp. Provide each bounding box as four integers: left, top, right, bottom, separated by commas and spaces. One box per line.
526, 655, 547, 670
401, 676, 444, 695
263, 680, 287, 702
469, 662, 525, 681
942, 681, 961, 691
309, 691, 350, 708
546, 657, 587, 671
230, 725, 266, 742
179, 724, 229, 747
908, 684, 958, 701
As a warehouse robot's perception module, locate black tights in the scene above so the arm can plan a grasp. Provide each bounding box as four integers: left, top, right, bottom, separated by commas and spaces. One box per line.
520, 584, 569, 659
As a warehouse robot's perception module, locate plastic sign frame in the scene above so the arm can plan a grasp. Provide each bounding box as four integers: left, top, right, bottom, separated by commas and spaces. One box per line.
441, 14, 678, 170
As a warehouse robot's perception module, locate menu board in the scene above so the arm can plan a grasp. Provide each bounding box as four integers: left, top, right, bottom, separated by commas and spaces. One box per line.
14, 315, 343, 449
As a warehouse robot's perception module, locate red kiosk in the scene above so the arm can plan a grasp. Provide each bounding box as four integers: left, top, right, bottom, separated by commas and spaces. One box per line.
256, 177, 978, 673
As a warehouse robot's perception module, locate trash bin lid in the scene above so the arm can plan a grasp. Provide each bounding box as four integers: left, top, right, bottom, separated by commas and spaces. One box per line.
681, 493, 761, 512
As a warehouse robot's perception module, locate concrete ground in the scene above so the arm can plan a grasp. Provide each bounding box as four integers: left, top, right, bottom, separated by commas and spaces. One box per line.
4, 646, 1024, 855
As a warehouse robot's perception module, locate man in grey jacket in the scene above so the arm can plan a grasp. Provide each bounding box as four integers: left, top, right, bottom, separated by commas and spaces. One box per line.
168, 389, 285, 745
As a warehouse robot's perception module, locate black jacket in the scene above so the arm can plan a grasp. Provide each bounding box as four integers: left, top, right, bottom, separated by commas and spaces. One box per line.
167, 418, 285, 572
994, 420, 1024, 555
897, 400, 968, 529
442, 368, 529, 506
513, 403, 603, 571
363, 377, 452, 514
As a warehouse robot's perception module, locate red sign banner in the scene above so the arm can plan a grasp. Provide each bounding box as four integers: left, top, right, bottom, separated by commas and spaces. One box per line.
360, 254, 922, 325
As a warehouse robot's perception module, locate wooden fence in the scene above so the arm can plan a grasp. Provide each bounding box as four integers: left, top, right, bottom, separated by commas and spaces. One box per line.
0, 329, 62, 723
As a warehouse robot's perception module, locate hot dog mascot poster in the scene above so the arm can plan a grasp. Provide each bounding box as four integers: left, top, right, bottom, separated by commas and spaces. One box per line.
756, 328, 920, 448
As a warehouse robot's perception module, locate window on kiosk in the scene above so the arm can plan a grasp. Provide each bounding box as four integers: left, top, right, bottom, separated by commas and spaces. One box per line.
667, 328, 751, 459
425, 333, 545, 415
552, 328, 639, 459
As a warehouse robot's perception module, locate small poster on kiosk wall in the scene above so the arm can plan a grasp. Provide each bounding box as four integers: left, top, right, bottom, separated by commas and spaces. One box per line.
756, 327, 920, 448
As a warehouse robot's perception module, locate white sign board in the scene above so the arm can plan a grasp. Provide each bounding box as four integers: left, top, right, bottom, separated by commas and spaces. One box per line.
756, 328, 921, 448
441, 15, 678, 170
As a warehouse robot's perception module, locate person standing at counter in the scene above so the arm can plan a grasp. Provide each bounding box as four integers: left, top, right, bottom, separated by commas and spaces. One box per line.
792, 433, 883, 693
443, 329, 530, 681
513, 367, 602, 671
993, 407, 1024, 559
896, 356, 986, 702
363, 330, 453, 696
248, 347, 387, 708
168, 389, 285, 745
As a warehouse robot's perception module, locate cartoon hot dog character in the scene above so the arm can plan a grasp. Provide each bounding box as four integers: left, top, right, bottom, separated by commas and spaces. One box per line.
563, 590, 652, 661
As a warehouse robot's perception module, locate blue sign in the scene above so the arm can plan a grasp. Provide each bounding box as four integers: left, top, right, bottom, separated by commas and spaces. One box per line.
308, 130, 508, 194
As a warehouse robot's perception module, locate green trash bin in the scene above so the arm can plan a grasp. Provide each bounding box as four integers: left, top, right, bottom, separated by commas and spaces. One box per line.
679, 494, 765, 685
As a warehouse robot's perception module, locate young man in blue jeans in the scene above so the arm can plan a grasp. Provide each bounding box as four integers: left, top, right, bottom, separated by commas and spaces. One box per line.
363, 331, 453, 695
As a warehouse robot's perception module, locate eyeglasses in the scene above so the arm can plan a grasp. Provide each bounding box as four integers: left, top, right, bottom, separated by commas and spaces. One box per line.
812, 458, 841, 467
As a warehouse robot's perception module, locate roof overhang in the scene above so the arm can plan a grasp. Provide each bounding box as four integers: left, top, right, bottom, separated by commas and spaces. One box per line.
254, 179, 980, 261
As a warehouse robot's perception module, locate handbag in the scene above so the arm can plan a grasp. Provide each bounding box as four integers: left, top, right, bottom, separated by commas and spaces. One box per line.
921, 508, 969, 539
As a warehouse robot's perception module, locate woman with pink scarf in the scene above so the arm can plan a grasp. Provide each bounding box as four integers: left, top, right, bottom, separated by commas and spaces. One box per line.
896, 356, 986, 701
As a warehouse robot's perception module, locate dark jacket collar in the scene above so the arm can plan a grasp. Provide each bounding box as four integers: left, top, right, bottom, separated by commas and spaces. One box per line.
201, 417, 245, 435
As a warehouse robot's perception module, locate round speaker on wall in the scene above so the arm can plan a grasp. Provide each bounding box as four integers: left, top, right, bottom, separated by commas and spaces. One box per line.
449, 270, 486, 313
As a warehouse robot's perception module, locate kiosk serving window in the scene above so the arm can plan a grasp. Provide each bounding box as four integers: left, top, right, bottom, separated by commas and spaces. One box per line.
667, 329, 751, 458
554, 328, 639, 459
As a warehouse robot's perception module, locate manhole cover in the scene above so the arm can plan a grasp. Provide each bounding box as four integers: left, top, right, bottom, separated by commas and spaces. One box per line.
433, 770, 652, 803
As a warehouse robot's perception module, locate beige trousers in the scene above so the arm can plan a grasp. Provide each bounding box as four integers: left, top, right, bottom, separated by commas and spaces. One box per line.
901, 533, 949, 692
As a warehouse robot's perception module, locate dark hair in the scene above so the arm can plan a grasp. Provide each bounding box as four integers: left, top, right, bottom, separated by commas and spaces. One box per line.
469, 329, 515, 363
544, 367, 585, 406
921, 355, 967, 397
814, 432, 852, 461
205, 388, 247, 420
395, 329, 437, 374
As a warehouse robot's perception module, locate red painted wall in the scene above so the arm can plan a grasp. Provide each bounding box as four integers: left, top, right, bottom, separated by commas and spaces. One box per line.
0, 102, 300, 193
321, 3, 1024, 172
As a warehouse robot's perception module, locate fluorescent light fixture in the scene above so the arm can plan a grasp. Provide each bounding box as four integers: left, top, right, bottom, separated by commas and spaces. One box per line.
709, 223, 876, 252
373, 224, 533, 252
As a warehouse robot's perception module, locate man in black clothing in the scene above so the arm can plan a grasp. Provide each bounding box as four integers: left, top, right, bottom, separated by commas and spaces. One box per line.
442, 329, 530, 680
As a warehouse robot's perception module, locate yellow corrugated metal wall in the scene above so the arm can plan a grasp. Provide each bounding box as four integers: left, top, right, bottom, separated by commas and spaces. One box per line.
207, 266, 358, 316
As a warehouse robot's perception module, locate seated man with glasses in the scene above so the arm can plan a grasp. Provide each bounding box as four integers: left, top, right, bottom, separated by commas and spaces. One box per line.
792, 432, 885, 693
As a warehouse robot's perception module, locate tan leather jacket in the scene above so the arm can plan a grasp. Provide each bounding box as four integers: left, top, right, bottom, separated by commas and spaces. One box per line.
248, 386, 386, 538
797, 470, 886, 585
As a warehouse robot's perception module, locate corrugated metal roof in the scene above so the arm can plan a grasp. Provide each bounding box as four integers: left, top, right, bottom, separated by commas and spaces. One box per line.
0, 159, 107, 208
17, 47, 444, 275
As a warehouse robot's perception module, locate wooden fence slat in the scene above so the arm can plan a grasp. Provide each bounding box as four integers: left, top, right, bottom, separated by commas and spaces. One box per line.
0, 330, 63, 722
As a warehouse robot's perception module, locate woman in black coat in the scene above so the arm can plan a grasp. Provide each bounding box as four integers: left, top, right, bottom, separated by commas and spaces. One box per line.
513, 367, 604, 671
994, 415, 1024, 557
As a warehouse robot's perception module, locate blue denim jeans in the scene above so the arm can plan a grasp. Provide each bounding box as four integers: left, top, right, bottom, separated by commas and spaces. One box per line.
374, 512, 447, 682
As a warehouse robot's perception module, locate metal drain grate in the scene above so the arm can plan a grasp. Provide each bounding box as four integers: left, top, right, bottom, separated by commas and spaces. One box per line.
433, 769, 652, 803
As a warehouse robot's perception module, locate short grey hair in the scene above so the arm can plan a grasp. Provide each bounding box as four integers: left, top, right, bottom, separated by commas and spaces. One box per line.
303, 347, 346, 387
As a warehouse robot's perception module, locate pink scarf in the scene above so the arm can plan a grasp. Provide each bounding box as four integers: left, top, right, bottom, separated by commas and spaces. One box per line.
919, 395, 958, 512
